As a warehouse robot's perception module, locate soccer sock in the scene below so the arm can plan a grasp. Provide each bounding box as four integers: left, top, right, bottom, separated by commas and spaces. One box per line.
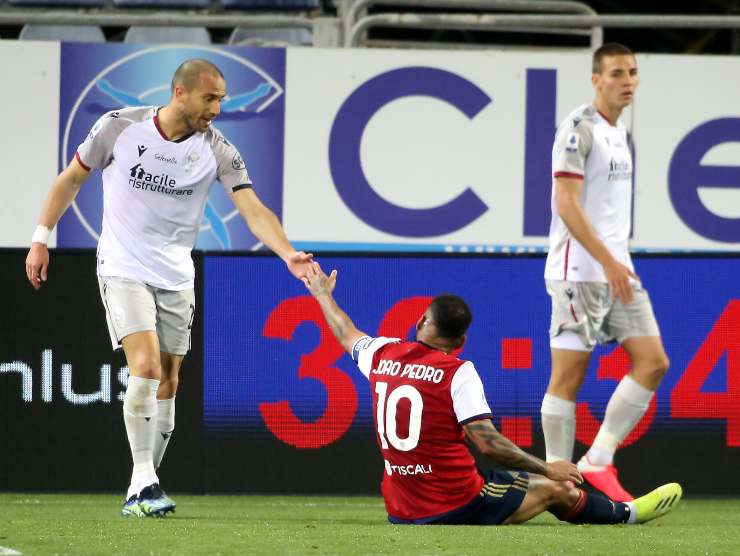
123, 376, 160, 499
540, 394, 576, 462
585, 376, 653, 466
561, 489, 630, 524
153, 397, 175, 470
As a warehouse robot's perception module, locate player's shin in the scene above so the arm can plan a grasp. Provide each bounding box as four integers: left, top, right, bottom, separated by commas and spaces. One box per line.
123, 376, 160, 498
153, 397, 175, 470
552, 489, 629, 524
540, 394, 576, 462
585, 376, 653, 465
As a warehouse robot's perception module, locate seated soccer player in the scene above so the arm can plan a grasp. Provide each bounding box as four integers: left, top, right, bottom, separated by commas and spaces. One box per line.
302, 263, 681, 525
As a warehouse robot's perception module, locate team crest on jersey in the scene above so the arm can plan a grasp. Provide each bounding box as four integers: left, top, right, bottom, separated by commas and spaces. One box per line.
184, 152, 201, 175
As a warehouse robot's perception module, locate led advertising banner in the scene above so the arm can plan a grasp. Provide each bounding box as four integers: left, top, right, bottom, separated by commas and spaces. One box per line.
203, 254, 740, 495
2, 251, 737, 495
0, 251, 203, 492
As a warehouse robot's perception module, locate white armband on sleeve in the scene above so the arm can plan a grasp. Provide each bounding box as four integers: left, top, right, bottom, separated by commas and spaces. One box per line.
351, 336, 401, 379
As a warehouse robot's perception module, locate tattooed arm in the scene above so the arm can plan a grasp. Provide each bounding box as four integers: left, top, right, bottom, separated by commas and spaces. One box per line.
463, 419, 582, 483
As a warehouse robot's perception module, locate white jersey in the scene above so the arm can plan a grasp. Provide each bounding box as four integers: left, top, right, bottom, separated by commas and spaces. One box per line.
76, 106, 251, 290
544, 104, 634, 283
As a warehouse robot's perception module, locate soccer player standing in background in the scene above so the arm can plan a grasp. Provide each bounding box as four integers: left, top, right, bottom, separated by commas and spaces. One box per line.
541, 43, 670, 501
25, 59, 312, 516
302, 262, 681, 526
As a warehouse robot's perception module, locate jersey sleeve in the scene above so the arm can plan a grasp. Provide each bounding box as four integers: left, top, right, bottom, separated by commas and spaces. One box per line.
211, 132, 252, 193
450, 361, 492, 424
75, 111, 129, 171
552, 120, 593, 179
351, 336, 401, 379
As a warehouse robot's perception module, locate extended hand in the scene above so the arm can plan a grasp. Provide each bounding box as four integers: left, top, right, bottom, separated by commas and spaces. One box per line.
285, 250, 314, 280
604, 259, 638, 304
302, 262, 337, 298
26, 243, 50, 291
544, 460, 583, 484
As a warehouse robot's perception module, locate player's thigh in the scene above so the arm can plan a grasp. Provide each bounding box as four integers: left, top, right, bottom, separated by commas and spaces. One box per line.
459, 471, 529, 525
98, 276, 158, 351
548, 348, 591, 399
605, 283, 661, 345
154, 288, 195, 357
546, 280, 608, 351
503, 475, 569, 525
122, 331, 162, 379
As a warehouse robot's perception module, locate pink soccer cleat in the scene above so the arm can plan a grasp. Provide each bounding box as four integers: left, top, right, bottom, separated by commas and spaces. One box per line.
577, 457, 634, 502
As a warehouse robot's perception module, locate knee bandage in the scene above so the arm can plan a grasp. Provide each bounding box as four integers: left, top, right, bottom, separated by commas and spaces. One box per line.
123, 376, 160, 418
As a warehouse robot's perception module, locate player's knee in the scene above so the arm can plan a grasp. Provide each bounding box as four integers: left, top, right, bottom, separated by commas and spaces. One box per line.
129, 353, 161, 379
637, 353, 670, 384
655, 354, 670, 377
158, 376, 179, 398
547, 373, 582, 399
123, 377, 158, 417
547, 480, 576, 506
544, 481, 581, 519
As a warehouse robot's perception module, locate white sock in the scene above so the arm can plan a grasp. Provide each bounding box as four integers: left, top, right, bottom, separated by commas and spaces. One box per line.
540, 394, 576, 462
153, 397, 175, 470
626, 501, 638, 524
123, 376, 160, 499
586, 376, 654, 467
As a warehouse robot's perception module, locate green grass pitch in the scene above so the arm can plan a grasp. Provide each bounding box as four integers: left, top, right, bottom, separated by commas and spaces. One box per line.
1, 494, 739, 555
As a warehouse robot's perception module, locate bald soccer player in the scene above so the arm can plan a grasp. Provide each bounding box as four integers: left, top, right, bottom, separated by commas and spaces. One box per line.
25, 59, 312, 517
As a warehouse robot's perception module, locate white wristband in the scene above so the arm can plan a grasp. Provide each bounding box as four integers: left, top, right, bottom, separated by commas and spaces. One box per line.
31, 225, 51, 245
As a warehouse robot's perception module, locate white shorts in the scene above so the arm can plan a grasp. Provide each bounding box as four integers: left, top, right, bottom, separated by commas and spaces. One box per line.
98, 276, 195, 355
546, 280, 661, 352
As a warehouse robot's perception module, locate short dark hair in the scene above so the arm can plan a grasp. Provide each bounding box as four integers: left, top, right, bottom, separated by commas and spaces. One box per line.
171, 59, 225, 93
592, 43, 634, 74
428, 294, 472, 340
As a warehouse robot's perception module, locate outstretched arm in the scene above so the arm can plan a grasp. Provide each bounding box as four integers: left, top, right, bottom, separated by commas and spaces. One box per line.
302, 263, 367, 354
230, 187, 312, 279
463, 418, 582, 483
25, 157, 90, 290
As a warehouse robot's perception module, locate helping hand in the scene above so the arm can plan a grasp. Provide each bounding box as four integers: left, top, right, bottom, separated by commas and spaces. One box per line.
301, 262, 337, 298
285, 250, 314, 280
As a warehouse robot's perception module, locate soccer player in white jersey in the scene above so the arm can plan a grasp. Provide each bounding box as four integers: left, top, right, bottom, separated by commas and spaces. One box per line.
24, 59, 313, 517
541, 43, 670, 502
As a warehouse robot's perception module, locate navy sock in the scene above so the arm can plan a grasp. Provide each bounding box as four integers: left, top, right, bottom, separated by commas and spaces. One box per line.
562, 490, 629, 524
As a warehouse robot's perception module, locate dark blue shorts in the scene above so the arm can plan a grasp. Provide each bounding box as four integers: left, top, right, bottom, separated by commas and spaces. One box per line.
389, 470, 530, 525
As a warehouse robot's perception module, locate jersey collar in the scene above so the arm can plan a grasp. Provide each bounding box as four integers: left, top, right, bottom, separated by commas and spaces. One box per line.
153, 108, 196, 143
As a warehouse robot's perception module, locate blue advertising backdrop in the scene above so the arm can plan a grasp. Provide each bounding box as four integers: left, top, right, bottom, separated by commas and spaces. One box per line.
203, 255, 740, 458
57, 44, 286, 251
